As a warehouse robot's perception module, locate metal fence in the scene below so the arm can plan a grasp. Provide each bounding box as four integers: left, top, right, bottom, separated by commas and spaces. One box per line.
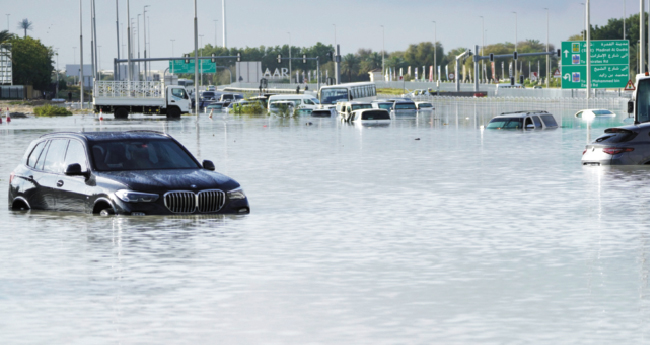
0, 85, 24, 99
392, 95, 631, 128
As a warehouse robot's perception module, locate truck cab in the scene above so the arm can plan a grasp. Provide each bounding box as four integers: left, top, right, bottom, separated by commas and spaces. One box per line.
630, 74, 650, 124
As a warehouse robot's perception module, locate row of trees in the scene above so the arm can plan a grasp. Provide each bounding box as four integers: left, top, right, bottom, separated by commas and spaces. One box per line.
1, 29, 54, 91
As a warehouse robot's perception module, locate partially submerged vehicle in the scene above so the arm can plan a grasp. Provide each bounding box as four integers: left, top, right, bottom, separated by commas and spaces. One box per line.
574, 109, 616, 119
350, 109, 391, 124
486, 111, 559, 130
336, 101, 373, 122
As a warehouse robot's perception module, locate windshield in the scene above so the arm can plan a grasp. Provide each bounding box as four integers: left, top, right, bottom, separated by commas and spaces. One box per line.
202, 92, 215, 98
418, 103, 433, 108
593, 109, 614, 115
395, 103, 416, 110
90, 139, 200, 171
351, 104, 372, 110
486, 118, 524, 129
320, 88, 349, 104
638, 79, 650, 123
361, 111, 390, 120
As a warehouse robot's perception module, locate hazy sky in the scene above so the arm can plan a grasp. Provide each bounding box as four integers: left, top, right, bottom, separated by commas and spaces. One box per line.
3, 0, 633, 71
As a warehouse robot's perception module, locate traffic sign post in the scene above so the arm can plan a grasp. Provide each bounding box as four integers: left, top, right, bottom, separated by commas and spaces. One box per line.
561, 40, 629, 89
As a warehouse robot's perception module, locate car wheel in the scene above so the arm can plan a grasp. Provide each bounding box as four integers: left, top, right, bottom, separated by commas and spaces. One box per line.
114, 107, 129, 119
99, 208, 115, 216
167, 107, 181, 119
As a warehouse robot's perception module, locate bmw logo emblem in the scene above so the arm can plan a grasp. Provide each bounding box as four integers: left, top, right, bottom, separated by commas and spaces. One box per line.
191, 184, 197, 188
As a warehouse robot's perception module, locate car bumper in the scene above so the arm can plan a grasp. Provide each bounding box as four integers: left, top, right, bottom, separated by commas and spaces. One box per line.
112, 197, 250, 216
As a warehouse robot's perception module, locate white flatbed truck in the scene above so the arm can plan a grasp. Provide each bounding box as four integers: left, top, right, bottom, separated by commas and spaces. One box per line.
93, 81, 191, 119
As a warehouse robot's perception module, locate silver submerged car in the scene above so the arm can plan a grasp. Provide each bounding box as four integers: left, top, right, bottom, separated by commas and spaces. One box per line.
581, 124, 650, 165
486, 111, 559, 130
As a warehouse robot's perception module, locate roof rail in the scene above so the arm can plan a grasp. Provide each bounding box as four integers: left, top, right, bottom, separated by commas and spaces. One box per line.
499, 110, 549, 115
39, 131, 83, 138
125, 130, 169, 136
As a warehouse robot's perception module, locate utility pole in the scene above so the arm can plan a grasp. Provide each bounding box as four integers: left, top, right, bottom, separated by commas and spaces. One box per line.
581, 3, 585, 40
213, 19, 218, 47
92, 0, 98, 82
55, 50, 59, 97
641, 0, 644, 75
480, 16, 484, 83
200, 34, 204, 87
624, 0, 626, 40
137, 14, 141, 81
79, 0, 84, 107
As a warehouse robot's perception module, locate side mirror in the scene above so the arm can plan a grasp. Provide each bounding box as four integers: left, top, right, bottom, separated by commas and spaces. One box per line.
628, 100, 634, 114
203, 160, 215, 171
64, 163, 88, 177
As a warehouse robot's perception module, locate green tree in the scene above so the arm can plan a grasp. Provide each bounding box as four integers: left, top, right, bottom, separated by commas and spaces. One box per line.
342, 54, 359, 82
9, 36, 53, 90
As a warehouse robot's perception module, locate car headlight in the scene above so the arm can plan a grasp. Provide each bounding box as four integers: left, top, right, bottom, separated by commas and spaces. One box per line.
115, 190, 159, 203
227, 187, 246, 200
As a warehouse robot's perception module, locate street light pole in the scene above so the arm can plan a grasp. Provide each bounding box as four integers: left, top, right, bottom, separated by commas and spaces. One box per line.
545, 8, 550, 88
170, 39, 175, 74
641, 0, 645, 74
200, 34, 204, 87
194, 0, 199, 117
137, 14, 141, 81
213, 20, 218, 47
288, 32, 292, 83
581, 3, 585, 40
115, 0, 120, 80
381, 25, 385, 78
143, 5, 149, 81
79, 0, 84, 106
55, 50, 59, 97
127, 0, 132, 81
513, 11, 517, 82
586, 0, 591, 99
481, 16, 485, 83
432, 21, 436, 81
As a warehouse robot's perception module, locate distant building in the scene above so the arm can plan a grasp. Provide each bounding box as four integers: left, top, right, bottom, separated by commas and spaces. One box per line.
368, 69, 382, 82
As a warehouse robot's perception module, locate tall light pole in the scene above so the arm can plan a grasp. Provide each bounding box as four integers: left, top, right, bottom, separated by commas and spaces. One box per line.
194, 0, 199, 117
170, 39, 175, 74
545, 8, 550, 88
79, 0, 84, 106
581, 3, 585, 40
115, 0, 120, 80
222, 0, 227, 48
127, 0, 132, 81
137, 14, 141, 80
641, 0, 644, 74
200, 34, 204, 87
55, 49, 59, 97
97, 46, 101, 79
432, 21, 436, 81
143, 5, 149, 81
213, 20, 218, 47
513, 11, 517, 82
288, 31, 292, 83
381, 25, 385, 78
586, 0, 591, 99
623, 0, 626, 40
480, 16, 485, 83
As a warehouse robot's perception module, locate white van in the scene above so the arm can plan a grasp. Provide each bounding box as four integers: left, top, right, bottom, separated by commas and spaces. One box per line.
267, 94, 321, 113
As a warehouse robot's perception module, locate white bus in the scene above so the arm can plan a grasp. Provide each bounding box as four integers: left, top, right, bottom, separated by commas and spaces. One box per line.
318, 82, 377, 106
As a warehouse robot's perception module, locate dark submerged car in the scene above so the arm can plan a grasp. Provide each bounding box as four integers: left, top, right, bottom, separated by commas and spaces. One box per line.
8, 131, 250, 216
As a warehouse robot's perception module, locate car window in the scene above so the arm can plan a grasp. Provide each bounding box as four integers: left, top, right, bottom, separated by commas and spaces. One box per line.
576, 111, 583, 118
64, 140, 88, 170
42, 139, 69, 173
540, 115, 558, 127
304, 99, 314, 105
171, 88, 187, 99
27, 141, 47, 168
91, 139, 200, 171
532, 116, 542, 128
35, 141, 51, 171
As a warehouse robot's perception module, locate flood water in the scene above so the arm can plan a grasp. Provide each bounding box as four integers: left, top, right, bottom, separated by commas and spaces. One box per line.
1, 110, 649, 344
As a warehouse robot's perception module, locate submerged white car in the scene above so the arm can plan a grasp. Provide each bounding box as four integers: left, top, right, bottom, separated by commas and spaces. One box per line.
350, 109, 391, 124
574, 109, 616, 119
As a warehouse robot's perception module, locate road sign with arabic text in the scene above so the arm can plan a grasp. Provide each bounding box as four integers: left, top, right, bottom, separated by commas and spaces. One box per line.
560, 40, 629, 89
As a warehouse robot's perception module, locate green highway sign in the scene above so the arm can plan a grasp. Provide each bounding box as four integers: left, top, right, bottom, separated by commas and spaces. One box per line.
561, 40, 629, 89
169, 60, 216, 74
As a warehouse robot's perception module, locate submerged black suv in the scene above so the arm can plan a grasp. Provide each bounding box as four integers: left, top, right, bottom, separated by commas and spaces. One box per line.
8, 131, 250, 215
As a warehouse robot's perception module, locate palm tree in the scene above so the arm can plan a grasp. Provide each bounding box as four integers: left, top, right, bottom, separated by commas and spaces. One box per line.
17, 18, 33, 38
0, 30, 12, 44
342, 54, 359, 82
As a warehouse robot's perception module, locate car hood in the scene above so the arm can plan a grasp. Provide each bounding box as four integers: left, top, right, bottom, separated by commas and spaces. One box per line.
96, 169, 240, 192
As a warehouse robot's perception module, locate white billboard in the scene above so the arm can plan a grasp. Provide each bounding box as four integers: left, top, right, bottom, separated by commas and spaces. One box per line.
236, 61, 262, 83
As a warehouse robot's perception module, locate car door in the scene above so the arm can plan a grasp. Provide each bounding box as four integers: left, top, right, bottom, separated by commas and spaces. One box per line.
20, 140, 50, 210
38, 139, 70, 211
58, 139, 91, 212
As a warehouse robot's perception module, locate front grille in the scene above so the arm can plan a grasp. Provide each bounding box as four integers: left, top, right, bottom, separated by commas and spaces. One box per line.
163, 190, 225, 214
197, 190, 225, 213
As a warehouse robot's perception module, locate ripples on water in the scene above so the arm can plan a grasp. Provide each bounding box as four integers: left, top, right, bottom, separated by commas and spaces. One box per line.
0, 111, 649, 344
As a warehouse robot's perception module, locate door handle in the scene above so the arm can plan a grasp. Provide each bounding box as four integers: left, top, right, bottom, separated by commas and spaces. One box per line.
57, 180, 64, 187
171, 100, 176, 103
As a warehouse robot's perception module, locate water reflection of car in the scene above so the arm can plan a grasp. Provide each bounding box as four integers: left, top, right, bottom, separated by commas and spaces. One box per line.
8, 131, 250, 215
486, 111, 559, 130
581, 125, 650, 165
350, 109, 391, 124
575, 109, 616, 119
415, 102, 434, 110
205, 103, 224, 112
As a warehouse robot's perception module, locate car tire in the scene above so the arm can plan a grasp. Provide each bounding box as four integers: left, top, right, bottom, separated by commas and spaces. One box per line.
99, 208, 115, 216
167, 107, 181, 119
114, 107, 129, 119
